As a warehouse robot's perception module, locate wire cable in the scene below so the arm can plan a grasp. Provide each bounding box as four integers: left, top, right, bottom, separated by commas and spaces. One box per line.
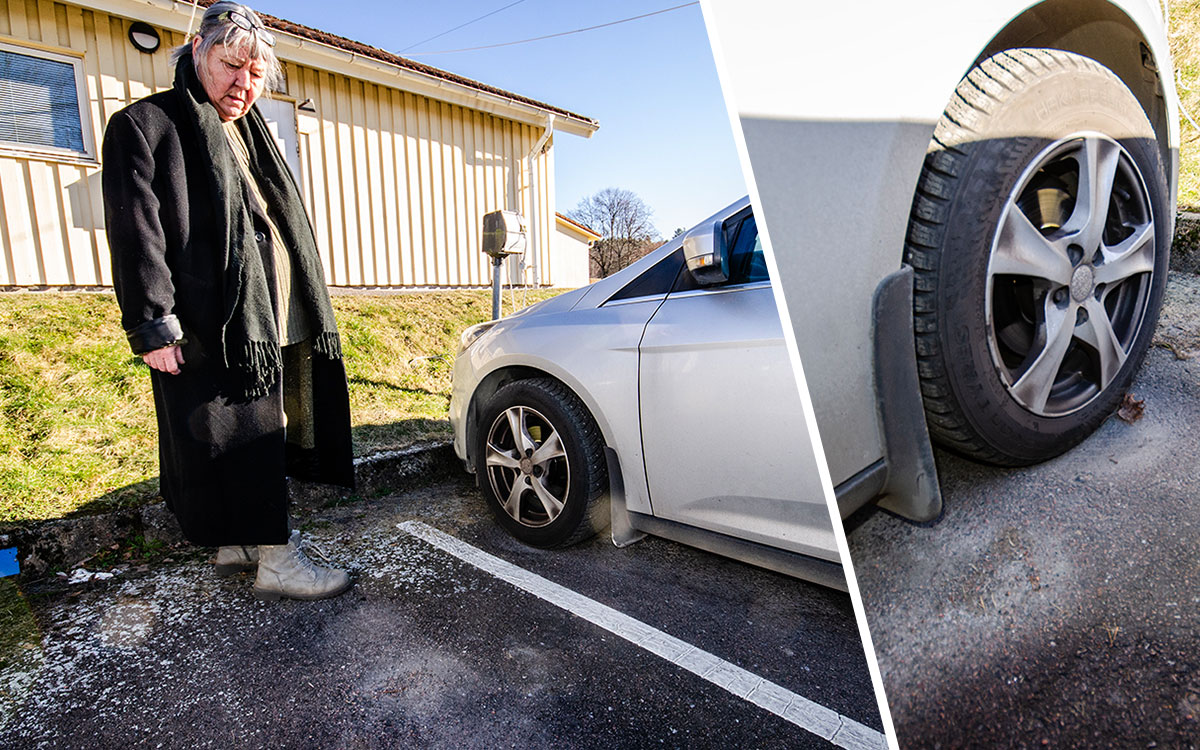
405, 2, 698, 56
400, 0, 528, 53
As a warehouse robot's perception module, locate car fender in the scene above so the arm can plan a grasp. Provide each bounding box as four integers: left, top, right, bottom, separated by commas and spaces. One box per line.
707, 0, 1175, 139
461, 306, 661, 518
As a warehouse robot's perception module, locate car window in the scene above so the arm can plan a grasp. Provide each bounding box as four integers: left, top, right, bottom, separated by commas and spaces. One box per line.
607, 247, 685, 301
725, 215, 768, 284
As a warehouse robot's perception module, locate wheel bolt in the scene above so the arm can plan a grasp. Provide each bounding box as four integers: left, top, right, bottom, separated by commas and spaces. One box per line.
1076, 307, 1089, 325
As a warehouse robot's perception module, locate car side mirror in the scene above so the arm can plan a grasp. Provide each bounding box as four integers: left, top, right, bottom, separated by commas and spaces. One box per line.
683, 220, 727, 285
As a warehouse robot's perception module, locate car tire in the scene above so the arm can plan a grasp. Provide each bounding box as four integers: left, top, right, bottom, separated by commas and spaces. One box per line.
905, 48, 1170, 465
474, 378, 609, 547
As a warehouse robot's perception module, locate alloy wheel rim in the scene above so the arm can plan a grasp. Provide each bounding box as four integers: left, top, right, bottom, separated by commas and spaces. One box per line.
484, 405, 570, 527
985, 133, 1155, 417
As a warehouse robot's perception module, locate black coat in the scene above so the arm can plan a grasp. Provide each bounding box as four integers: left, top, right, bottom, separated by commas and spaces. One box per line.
102, 66, 353, 546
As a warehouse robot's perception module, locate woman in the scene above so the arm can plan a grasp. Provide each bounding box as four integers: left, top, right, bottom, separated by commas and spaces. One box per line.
102, 2, 354, 600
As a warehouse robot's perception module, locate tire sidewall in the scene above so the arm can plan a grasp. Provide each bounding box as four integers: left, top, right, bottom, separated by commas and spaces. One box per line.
934, 67, 1170, 462
474, 380, 597, 547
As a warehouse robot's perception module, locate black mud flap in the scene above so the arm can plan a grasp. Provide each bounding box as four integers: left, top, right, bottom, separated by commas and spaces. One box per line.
871, 265, 942, 522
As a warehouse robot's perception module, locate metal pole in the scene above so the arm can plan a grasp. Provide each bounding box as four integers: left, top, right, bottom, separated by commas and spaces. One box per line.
491, 256, 504, 320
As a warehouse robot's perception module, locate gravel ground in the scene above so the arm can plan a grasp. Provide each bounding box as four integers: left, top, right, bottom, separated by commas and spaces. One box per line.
1, 478, 881, 749
849, 273, 1200, 748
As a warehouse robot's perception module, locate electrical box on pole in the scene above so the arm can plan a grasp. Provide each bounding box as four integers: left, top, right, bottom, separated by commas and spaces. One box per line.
481, 210, 527, 320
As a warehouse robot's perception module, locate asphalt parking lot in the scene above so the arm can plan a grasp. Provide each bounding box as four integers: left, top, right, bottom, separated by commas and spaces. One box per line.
848, 275, 1200, 748
1, 476, 883, 749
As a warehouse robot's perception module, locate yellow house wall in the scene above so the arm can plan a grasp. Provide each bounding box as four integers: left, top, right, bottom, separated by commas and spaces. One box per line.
0, 0, 558, 288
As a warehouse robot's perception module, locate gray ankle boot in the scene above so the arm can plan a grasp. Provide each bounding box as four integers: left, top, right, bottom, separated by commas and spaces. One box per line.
212, 545, 259, 577
216, 531, 299, 576
252, 535, 352, 601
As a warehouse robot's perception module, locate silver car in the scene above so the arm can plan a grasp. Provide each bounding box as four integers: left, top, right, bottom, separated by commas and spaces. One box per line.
449, 197, 844, 589
707, 0, 1179, 523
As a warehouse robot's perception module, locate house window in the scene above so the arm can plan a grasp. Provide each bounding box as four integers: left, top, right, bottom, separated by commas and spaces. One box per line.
0, 43, 91, 158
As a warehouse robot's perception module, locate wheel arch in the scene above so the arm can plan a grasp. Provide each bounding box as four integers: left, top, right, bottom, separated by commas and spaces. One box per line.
463, 364, 615, 471
976, 0, 1178, 206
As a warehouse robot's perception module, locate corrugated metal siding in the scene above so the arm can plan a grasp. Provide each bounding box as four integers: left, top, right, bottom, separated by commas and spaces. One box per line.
0, 0, 558, 288
293, 69, 554, 287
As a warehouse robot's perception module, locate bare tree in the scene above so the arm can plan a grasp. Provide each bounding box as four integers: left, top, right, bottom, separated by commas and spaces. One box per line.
568, 188, 660, 278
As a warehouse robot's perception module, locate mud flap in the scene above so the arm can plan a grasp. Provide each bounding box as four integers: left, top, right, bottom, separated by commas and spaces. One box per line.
873, 265, 943, 522
606, 447, 645, 548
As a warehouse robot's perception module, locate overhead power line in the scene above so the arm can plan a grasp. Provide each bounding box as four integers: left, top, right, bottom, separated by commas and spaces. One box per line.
404, 2, 699, 56
400, 0, 529, 53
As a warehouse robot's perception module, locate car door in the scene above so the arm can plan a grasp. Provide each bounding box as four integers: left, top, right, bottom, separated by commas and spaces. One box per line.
637, 212, 838, 561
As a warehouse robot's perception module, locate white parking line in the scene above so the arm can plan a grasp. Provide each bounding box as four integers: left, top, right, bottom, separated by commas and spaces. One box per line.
397, 521, 886, 750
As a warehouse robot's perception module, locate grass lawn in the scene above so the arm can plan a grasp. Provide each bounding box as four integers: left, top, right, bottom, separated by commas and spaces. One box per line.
1172, 0, 1200, 207
0, 289, 560, 524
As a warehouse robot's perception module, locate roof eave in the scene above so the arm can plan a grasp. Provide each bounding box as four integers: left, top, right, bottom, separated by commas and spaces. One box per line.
285, 36, 597, 137
76, 0, 599, 137
555, 213, 602, 240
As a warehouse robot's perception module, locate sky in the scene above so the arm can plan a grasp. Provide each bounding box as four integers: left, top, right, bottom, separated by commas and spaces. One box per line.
244, 0, 746, 238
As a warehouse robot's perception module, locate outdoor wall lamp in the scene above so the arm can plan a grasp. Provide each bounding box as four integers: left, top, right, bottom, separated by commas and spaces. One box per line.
128, 22, 160, 54
298, 98, 317, 112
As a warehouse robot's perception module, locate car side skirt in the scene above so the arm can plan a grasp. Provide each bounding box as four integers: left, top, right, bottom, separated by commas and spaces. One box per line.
623, 510, 849, 592
834, 458, 887, 520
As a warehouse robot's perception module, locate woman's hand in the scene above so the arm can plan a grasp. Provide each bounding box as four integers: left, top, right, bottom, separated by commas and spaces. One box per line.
143, 344, 185, 374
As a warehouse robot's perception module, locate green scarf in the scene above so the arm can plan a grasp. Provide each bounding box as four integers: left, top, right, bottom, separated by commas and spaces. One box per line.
175, 52, 341, 402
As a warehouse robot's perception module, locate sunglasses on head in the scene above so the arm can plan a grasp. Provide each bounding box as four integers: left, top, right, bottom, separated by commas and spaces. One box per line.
218, 9, 276, 47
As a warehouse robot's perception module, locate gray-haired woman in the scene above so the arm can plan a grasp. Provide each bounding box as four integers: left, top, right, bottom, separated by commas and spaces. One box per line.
102, 2, 354, 600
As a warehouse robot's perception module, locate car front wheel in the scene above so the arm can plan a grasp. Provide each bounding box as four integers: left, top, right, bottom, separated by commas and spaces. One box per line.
905, 48, 1170, 465
474, 378, 609, 547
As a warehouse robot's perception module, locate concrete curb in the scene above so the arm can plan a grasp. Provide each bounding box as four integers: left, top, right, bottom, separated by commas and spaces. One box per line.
1173, 211, 1200, 275
0, 441, 461, 581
